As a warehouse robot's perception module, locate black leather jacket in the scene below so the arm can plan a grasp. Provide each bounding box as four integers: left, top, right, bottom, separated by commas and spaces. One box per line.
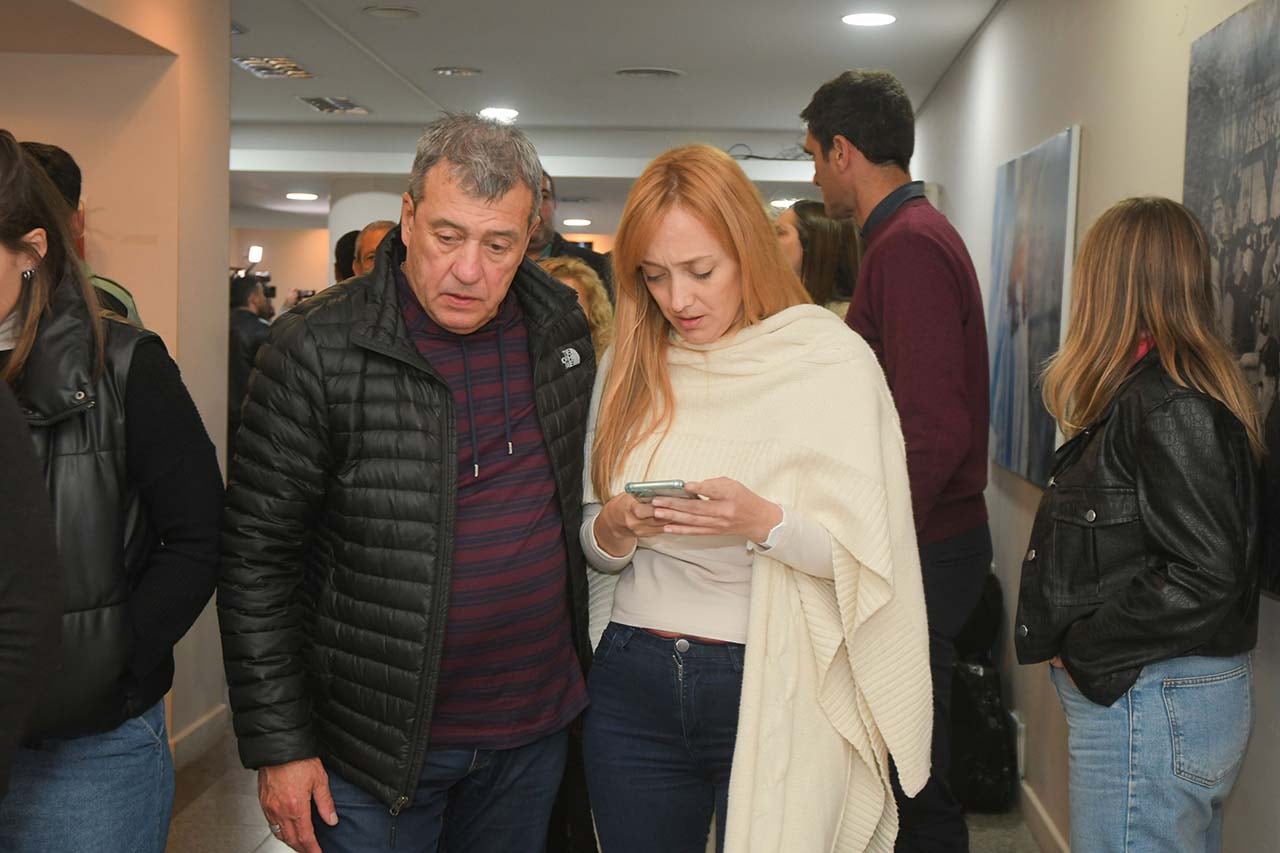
1015, 352, 1260, 706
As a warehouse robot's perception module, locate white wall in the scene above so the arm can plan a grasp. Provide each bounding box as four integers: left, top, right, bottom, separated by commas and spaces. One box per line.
912, 0, 1278, 849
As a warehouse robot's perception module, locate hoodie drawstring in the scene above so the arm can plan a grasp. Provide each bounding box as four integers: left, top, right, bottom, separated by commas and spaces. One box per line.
498, 325, 513, 457
459, 326, 515, 479
460, 341, 481, 478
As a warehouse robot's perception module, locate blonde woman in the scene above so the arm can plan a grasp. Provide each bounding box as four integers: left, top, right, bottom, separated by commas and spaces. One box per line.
1015, 197, 1262, 852
580, 145, 933, 853
538, 255, 614, 356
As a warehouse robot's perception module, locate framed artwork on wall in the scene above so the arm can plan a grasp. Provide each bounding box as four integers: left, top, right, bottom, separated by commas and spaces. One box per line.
987, 125, 1081, 487
1184, 0, 1280, 594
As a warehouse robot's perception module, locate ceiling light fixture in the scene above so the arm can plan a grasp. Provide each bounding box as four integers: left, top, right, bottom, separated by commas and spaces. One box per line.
614, 67, 685, 80
286, 192, 320, 201
842, 12, 896, 26
298, 96, 372, 115
434, 66, 482, 77
562, 218, 592, 228
479, 107, 519, 123
770, 198, 801, 209
362, 5, 421, 19
233, 56, 313, 79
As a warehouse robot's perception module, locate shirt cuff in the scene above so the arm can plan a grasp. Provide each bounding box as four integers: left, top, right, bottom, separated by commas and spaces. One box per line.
749, 505, 835, 579
581, 503, 636, 572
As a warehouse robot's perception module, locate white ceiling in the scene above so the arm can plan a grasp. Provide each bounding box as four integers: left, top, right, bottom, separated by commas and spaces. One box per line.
228, 0, 999, 227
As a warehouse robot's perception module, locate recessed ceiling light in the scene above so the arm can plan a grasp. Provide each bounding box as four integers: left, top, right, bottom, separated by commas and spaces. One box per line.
233, 56, 313, 79
770, 198, 801, 209
286, 192, 319, 201
614, 67, 685, 80
298, 96, 372, 115
435, 66, 482, 77
842, 12, 896, 26
479, 107, 519, 123
563, 218, 592, 228
362, 5, 420, 19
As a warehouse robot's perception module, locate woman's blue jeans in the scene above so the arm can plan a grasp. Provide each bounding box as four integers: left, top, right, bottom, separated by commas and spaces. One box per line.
583, 622, 744, 853
0, 699, 175, 853
1051, 653, 1253, 853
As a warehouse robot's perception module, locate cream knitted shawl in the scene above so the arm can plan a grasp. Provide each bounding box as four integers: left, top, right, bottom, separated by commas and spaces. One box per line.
585, 305, 932, 853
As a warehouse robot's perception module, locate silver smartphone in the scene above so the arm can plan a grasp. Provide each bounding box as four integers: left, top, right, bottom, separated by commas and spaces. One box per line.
624, 479, 698, 502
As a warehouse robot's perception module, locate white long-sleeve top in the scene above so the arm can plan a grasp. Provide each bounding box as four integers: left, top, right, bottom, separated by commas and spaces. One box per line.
580, 503, 834, 644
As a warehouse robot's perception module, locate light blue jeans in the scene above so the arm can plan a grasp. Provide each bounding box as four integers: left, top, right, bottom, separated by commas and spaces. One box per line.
0, 699, 174, 853
1051, 654, 1253, 853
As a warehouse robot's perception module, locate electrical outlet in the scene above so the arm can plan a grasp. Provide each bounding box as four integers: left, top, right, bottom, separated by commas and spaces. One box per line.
1010, 710, 1027, 779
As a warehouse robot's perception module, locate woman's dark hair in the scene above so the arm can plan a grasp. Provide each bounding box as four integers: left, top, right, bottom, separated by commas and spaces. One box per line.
790, 200, 863, 305
801, 70, 915, 172
0, 129, 103, 386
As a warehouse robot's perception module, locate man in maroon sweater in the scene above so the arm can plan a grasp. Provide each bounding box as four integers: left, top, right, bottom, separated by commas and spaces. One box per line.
803, 71, 992, 852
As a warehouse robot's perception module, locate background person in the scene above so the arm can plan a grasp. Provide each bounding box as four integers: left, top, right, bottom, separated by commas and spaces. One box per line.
526, 170, 613, 298
219, 113, 597, 853
334, 229, 359, 282
582, 144, 932, 853
774, 199, 862, 315
538, 255, 614, 357
802, 70, 992, 851
20, 140, 143, 325
1016, 197, 1262, 852
353, 219, 396, 276
227, 274, 272, 444
0, 130, 222, 853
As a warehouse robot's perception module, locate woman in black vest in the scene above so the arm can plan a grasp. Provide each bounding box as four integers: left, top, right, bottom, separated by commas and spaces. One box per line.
0, 131, 223, 852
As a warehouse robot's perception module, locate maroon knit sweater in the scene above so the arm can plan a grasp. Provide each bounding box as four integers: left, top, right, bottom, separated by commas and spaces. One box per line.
846, 197, 989, 545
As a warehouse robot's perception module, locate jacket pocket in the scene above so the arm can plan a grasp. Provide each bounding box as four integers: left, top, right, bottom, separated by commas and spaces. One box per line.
1047, 488, 1139, 606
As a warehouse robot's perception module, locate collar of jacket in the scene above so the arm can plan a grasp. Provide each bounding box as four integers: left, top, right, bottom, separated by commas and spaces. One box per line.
18, 273, 99, 426
349, 225, 580, 370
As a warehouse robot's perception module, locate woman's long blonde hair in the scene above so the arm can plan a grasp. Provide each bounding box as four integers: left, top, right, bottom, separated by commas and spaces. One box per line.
590, 145, 810, 500
537, 255, 614, 355
1042, 196, 1263, 458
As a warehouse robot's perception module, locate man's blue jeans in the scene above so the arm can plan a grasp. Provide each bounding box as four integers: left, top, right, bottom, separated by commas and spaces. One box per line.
0, 699, 174, 853
314, 727, 568, 852
1051, 653, 1253, 852
582, 622, 744, 853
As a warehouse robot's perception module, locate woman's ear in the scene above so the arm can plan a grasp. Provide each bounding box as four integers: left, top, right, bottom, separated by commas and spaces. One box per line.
22, 227, 48, 262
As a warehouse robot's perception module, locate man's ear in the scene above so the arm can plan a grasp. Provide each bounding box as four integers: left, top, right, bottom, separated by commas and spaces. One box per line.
399, 193, 415, 247
831, 135, 859, 174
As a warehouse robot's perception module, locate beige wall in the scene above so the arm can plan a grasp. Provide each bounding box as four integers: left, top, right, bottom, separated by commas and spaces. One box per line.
3, 0, 231, 767
231, 228, 332, 302
913, 0, 1278, 849
561, 232, 615, 253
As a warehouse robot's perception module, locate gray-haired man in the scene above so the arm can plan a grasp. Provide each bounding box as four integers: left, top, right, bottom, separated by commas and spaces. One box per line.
219, 113, 597, 853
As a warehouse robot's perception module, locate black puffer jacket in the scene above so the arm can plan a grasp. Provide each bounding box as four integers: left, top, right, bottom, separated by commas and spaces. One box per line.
219, 231, 595, 809
1015, 352, 1261, 706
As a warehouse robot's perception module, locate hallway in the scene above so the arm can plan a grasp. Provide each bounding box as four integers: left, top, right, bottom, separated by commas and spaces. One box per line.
165, 734, 1040, 852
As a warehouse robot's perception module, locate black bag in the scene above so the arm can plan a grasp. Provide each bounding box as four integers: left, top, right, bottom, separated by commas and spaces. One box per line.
948, 571, 1018, 813
949, 660, 1018, 813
